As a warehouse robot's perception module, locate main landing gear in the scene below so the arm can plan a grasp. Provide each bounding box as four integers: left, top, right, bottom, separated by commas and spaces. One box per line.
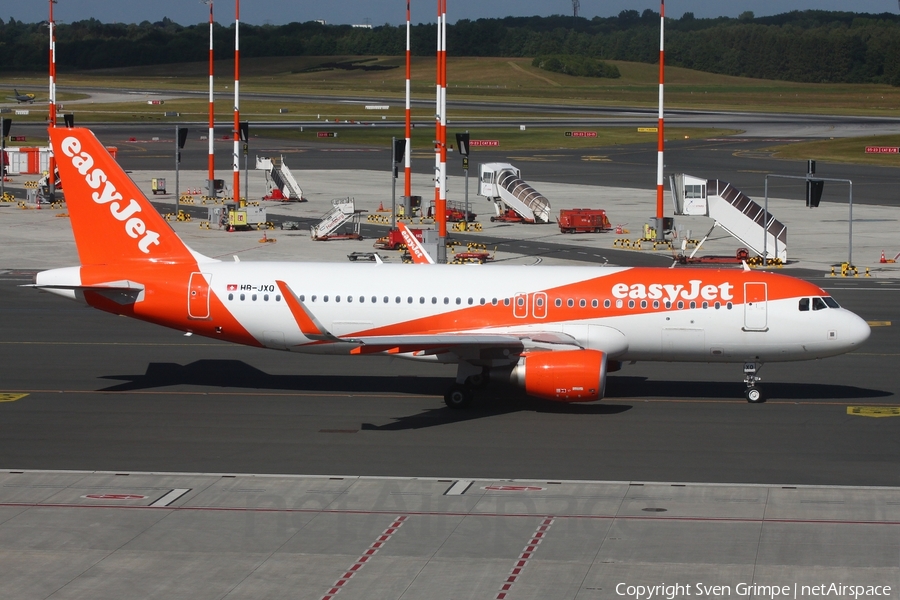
743, 362, 766, 403
443, 364, 490, 409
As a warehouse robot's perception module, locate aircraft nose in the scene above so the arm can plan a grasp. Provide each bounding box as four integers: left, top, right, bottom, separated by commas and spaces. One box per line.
842, 310, 871, 348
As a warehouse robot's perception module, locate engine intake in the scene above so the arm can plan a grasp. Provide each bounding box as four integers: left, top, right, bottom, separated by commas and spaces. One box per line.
510, 349, 607, 402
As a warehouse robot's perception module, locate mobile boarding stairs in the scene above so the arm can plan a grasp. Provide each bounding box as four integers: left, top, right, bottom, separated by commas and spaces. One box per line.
310, 197, 365, 241
478, 163, 551, 224
256, 155, 305, 201
670, 174, 787, 262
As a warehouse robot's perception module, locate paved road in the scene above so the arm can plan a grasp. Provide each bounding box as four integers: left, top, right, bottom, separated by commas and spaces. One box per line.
2, 271, 897, 485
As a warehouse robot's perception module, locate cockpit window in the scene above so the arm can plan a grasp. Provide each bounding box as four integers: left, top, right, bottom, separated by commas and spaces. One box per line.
823, 297, 840, 309
812, 297, 828, 311
799, 298, 809, 311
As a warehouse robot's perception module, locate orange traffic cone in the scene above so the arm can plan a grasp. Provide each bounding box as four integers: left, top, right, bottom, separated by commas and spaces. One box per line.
377, 201, 386, 212
880, 250, 887, 263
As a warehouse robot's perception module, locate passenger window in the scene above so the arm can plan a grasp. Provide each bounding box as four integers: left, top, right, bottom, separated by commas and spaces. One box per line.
591, 299, 598, 308
252, 294, 257, 301
726, 302, 733, 310
567, 299, 574, 308
468, 298, 474, 305
407, 297, 413, 304
516, 297, 525, 307
395, 297, 401, 303
264, 294, 269, 301
579, 299, 586, 308
275, 295, 281, 302
653, 300, 659, 309
228, 293, 233, 301
536, 297, 544, 307
677, 301, 684, 309
616, 299, 623, 308
689, 301, 696, 309
324, 296, 329, 302
604, 299, 611, 308
628, 300, 635, 309
419, 297, 425, 304
813, 297, 828, 311
492, 298, 498, 306
555, 298, 562, 308
641, 300, 647, 309
504, 298, 510, 306
240, 294, 245, 301
346, 296, 352, 303
480, 298, 486, 305
299, 295, 305, 302
335, 296, 340, 303
702, 301, 708, 309
456, 298, 461, 305
714, 302, 721, 309
432, 297, 438, 304
799, 298, 809, 311
444, 297, 450, 304
383, 296, 389, 303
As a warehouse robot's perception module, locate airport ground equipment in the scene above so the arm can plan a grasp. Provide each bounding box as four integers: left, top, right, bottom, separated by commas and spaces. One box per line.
207, 200, 267, 231
670, 174, 788, 262
151, 178, 166, 195
478, 163, 551, 224
374, 227, 425, 251
559, 209, 611, 233
311, 197, 365, 241
257, 155, 304, 201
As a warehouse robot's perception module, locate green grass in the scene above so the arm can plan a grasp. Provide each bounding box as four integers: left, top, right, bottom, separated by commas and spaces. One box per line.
264, 126, 737, 151
5, 55, 900, 159
765, 135, 900, 166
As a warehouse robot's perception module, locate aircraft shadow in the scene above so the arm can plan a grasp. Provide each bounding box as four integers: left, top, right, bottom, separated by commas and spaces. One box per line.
99, 359, 450, 396
606, 376, 893, 401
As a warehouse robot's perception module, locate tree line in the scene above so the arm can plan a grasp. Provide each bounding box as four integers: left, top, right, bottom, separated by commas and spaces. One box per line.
2, 10, 900, 85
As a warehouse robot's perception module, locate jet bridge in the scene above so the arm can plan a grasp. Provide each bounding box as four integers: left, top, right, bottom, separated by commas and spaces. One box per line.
670, 174, 787, 262
478, 163, 551, 223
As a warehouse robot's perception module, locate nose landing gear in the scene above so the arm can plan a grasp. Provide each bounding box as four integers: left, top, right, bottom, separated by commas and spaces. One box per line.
743, 362, 765, 403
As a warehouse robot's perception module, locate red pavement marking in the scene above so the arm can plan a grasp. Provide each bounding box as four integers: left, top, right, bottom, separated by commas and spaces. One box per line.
495, 516, 555, 600
320, 515, 408, 600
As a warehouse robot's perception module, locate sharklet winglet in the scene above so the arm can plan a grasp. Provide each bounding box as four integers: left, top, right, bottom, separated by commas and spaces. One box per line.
275, 280, 359, 344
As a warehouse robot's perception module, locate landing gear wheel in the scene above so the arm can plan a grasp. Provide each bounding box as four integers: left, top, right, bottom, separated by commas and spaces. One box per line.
444, 384, 474, 409
745, 386, 765, 403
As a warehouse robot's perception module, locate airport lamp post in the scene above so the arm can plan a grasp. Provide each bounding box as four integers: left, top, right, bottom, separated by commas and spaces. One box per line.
202, 0, 215, 198
655, 0, 666, 242
48, 0, 58, 204
232, 0, 240, 202
240, 122, 248, 203
456, 132, 470, 229
175, 126, 188, 217
0, 119, 10, 204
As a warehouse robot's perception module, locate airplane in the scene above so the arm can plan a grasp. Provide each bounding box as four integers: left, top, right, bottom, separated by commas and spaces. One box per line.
9, 89, 36, 104
32, 127, 871, 408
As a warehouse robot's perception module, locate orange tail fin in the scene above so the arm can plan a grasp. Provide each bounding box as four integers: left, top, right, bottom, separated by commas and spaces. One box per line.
50, 127, 197, 266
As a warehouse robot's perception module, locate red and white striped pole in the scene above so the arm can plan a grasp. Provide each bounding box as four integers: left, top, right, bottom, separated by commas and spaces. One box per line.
232, 0, 240, 202
655, 0, 666, 241
436, 0, 448, 262
404, 0, 412, 200
205, 0, 215, 196
47, 0, 57, 204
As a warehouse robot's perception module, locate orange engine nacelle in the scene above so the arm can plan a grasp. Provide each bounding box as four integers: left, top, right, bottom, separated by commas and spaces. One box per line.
510, 349, 607, 402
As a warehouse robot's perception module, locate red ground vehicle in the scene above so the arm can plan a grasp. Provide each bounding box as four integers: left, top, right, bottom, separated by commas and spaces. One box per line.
558, 209, 611, 233
373, 227, 424, 250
